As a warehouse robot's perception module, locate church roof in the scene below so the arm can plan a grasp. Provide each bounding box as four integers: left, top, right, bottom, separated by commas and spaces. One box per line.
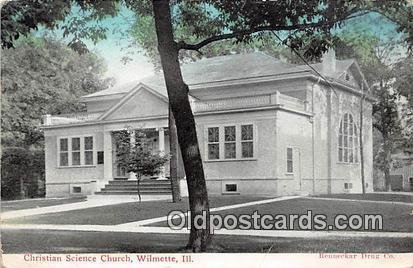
82, 52, 357, 100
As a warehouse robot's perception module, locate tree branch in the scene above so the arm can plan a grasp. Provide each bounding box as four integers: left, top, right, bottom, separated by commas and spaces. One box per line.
177, 11, 368, 51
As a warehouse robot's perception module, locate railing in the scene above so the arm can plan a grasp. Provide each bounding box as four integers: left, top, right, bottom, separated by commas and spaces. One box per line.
192, 91, 306, 113
43, 112, 102, 126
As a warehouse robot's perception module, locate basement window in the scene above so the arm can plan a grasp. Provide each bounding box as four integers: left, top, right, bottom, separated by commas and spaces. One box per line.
72, 186, 82, 193
225, 184, 237, 192
344, 183, 353, 190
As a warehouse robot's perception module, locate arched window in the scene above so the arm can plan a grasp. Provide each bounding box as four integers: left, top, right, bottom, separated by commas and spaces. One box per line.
338, 113, 359, 163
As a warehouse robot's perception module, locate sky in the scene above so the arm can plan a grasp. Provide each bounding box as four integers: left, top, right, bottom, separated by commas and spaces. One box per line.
37, 5, 405, 87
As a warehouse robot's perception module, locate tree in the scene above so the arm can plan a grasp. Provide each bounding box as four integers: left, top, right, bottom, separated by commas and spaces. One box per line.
1, 36, 111, 199
1, 36, 112, 148
334, 30, 406, 191
113, 129, 169, 202
2, 0, 412, 252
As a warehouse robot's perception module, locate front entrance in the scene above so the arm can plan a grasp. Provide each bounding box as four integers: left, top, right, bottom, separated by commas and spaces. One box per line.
110, 128, 169, 180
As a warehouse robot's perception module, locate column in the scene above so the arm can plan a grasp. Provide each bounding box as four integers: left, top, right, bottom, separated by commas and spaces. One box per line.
158, 127, 166, 179
129, 130, 137, 180
100, 131, 113, 191
158, 127, 165, 153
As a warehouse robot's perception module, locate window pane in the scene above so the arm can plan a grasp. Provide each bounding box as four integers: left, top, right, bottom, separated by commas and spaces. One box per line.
72, 138, 80, 151
349, 149, 354, 163
60, 138, 68, 151
85, 136, 93, 150
72, 152, 80, 165
241, 125, 253, 140
242, 141, 253, 158
208, 144, 219, 160
338, 148, 343, 162
60, 153, 68, 166
354, 149, 359, 162
287, 148, 293, 160
344, 149, 348, 162
349, 123, 353, 135
344, 136, 348, 147
224, 143, 236, 159
287, 160, 293, 173
85, 151, 93, 165
339, 122, 343, 134
344, 122, 348, 134
339, 135, 343, 147
224, 126, 236, 141
208, 127, 219, 142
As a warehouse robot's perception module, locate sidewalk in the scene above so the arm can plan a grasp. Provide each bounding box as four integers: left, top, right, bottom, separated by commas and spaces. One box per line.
1, 195, 171, 220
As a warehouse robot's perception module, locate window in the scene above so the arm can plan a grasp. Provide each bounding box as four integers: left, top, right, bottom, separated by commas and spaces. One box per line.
207, 127, 220, 160
344, 183, 353, 190
287, 147, 293, 173
206, 124, 256, 160
84, 136, 94, 165
72, 137, 81, 166
97, 151, 104, 164
224, 126, 236, 159
338, 113, 359, 163
225, 184, 237, 192
72, 186, 82, 193
59, 138, 69, 166
241, 124, 254, 158
58, 136, 95, 167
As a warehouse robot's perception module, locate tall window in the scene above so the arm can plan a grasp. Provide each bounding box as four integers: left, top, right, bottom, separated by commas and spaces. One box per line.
58, 136, 95, 167
207, 124, 255, 160
338, 113, 359, 163
224, 126, 236, 159
84, 136, 94, 165
207, 127, 220, 160
241, 124, 254, 158
59, 138, 69, 166
287, 147, 293, 173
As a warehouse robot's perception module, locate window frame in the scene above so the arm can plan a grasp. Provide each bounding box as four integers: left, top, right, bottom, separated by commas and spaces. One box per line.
338, 113, 359, 164
205, 123, 257, 161
57, 135, 96, 167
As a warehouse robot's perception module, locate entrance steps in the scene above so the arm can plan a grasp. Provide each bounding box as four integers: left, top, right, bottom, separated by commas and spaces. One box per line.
95, 179, 172, 195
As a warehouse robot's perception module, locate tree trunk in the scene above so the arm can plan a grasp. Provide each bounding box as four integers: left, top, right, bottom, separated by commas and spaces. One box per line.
169, 105, 181, 202
152, 0, 211, 252
383, 139, 392, 191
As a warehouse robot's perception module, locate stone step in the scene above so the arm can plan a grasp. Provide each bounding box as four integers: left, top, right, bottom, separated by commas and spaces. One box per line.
109, 180, 171, 185
102, 185, 172, 190
95, 190, 172, 195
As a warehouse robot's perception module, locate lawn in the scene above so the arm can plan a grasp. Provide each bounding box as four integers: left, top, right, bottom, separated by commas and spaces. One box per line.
315, 193, 413, 203
2, 229, 412, 253
150, 197, 413, 232
4, 195, 270, 225
1, 196, 87, 212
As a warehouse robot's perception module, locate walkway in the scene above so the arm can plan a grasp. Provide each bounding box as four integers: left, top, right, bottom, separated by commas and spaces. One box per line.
1, 195, 170, 220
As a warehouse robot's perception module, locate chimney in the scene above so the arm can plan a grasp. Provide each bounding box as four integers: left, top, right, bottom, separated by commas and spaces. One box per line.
322, 48, 336, 75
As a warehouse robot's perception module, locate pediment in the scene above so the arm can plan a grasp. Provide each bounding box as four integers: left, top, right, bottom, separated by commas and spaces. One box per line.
100, 84, 168, 121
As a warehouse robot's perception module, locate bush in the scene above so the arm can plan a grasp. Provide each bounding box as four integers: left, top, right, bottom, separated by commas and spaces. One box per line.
1, 147, 45, 200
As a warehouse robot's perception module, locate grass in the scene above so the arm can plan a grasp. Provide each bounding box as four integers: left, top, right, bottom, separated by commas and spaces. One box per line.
150, 197, 413, 232
1, 196, 87, 212
2, 229, 412, 253
4, 195, 269, 225
315, 193, 413, 203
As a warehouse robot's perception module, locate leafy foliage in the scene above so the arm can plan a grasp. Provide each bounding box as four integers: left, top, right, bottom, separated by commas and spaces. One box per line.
1, 147, 44, 200
1, 37, 112, 148
1, 0, 119, 52
113, 129, 169, 179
